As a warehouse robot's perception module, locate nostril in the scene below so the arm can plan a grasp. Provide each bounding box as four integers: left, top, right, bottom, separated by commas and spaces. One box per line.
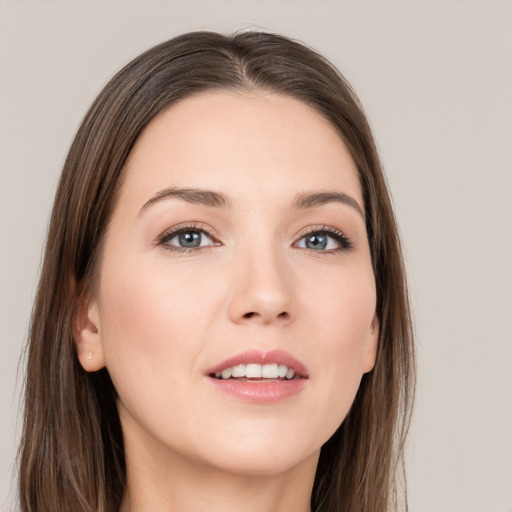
241, 311, 290, 320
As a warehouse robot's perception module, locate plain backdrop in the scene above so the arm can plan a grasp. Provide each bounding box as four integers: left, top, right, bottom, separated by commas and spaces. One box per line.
0, 1, 511, 511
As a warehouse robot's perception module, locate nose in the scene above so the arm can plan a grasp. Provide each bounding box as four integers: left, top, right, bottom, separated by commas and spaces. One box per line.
227, 246, 295, 326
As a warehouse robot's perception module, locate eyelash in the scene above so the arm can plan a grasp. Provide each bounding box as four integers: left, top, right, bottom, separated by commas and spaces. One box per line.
157, 224, 353, 254
294, 226, 353, 253
157, 223, 219, 253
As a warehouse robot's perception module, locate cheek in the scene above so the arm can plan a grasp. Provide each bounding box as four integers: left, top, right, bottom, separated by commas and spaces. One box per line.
307, 264, 376, 357
329, 279, 376, 379
96, 259, 220, 410
100, 256, 216, 341
300, 267, 376, 437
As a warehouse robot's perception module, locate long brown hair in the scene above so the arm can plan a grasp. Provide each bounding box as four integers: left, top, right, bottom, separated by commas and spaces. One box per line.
18, 31, 414, 512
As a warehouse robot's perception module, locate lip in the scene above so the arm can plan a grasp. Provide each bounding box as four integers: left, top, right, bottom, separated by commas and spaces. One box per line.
205, 349, 309, 378
205, 349, 308, 404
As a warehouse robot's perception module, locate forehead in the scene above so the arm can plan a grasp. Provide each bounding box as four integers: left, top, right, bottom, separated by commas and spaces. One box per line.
121, 90, 363, 209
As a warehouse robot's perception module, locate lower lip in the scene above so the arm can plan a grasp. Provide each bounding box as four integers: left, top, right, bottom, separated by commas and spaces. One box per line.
207, 377, 307, 403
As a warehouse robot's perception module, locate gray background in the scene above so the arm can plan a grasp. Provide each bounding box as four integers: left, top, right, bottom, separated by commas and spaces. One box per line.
1, 1, 511, 511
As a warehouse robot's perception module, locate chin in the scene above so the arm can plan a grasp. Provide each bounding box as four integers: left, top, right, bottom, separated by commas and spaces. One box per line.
205, 445, 320, 478
190, 425, 321, 478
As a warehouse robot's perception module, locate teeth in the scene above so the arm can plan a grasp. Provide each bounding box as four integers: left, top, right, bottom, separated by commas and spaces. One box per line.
221, 368, 232, 379
245, 364, 262, 378
278, 364, 288, 378
216, 363, 296, 380
231, 364, 246, 377
262, 363, 278, 378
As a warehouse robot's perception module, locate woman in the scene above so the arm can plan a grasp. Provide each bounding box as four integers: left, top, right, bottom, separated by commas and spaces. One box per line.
18, 31, 414, 512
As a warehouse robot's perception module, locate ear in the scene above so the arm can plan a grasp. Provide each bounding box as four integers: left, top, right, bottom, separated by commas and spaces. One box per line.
362, 314, 379, 374
74, 293, 106, 372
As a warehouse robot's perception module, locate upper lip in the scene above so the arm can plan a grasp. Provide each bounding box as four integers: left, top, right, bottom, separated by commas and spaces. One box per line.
206, 349, 309, 378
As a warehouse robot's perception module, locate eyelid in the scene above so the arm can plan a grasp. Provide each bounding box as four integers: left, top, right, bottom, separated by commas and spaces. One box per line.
157, 222, 220, 251
155, 222, 352, 253
293, 225, 353, 252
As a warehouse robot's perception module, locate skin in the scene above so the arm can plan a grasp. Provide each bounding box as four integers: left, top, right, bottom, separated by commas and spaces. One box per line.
76, 91, 379, 512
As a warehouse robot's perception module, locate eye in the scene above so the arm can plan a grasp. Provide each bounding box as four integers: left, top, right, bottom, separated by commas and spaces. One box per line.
294, 227, 352, 252
158, 225, 219, 252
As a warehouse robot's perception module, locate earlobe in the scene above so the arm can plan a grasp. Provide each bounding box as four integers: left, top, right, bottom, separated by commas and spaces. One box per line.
362, 315, 379, 374
74, 295, 106, 372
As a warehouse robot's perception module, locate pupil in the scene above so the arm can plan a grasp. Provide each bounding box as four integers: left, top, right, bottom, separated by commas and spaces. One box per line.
306, 234, 327, 250
179, 231, 201, 247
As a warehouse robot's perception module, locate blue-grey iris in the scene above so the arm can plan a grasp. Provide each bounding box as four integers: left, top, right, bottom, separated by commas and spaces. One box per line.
306, 234, 327, 250
179, 231, 201, 248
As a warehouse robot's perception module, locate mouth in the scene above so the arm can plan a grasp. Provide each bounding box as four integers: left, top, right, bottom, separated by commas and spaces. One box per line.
209, 362, 298, 381
205, 349, 308, 403
206, 349, 308, 380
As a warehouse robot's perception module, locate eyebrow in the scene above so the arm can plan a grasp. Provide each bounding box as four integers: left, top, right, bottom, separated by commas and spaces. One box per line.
292, 191, 365, 219
139, 187, 364, 219
139, 187, 231, 215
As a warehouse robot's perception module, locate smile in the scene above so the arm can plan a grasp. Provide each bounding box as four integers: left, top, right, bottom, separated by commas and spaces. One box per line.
205, 349, 308, 403
211, 363, 297, 380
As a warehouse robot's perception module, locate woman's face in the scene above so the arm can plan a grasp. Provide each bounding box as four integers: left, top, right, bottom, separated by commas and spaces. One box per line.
79, 91, 379, 478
